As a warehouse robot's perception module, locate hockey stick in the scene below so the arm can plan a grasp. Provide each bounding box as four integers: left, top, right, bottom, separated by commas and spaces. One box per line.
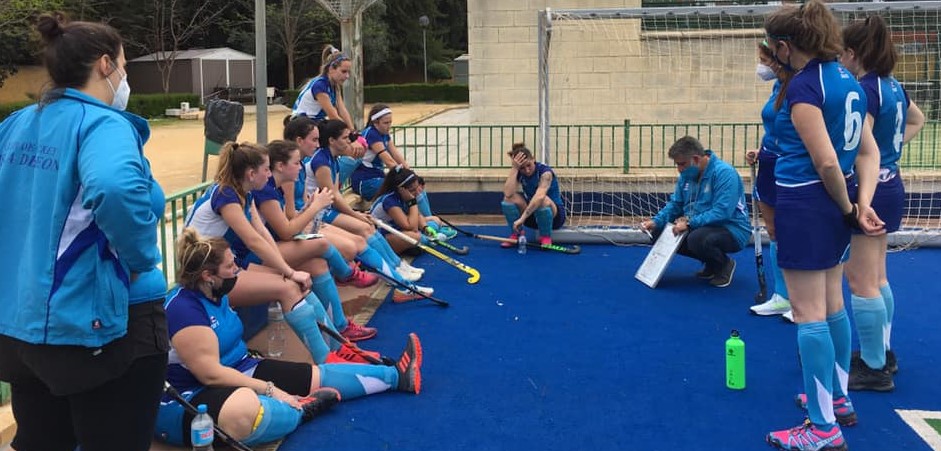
372, 218, 481, 284
750, 163, 767, 304
438, 217, 581, 254
316, 322, 395, 366
163, 382, 254, 451
427, 237, 470, 255
357, 260, 450, 307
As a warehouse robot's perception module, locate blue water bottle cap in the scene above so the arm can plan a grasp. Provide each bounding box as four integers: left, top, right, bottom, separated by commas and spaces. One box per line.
197, 404, 208, 414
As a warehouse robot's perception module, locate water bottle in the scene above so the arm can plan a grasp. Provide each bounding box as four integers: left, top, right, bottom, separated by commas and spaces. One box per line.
725, 329, 746, 390
311, 209, 325, 234
267, 302, 285, 358
518, 233, 527, 255
191, 404, 214, 450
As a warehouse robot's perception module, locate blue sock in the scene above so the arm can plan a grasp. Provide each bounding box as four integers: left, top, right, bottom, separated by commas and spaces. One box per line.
826, 309, 852, 398
311, 273, 348, 331
242, 395, 302, 445
426, 220, 440, 232
769, 241, 789, 299
356, 247, 409, 286
323, 245, 352, 280
318, 363, 396, 400
534, 206, 553, 238
417, 191, 433, 217
368, 232, 402, 267
797, 322, 837, 427
501, 201, 521, 235
419, 234, 431, 245
851, 294, 887, 369
284, 300, 332, 363
880, 283, 894, 350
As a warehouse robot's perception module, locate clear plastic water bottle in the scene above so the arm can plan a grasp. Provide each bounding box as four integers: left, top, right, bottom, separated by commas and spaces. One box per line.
311, 209, 325, 234
518, 233, 527, 255
191, 404, 214, 450
267, 302, 285, 358
725, 329, 746, 390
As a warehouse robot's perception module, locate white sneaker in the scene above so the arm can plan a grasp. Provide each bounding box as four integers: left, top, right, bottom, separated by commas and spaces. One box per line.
398, 261, 425, 276
781, 309, 794, 323
399, 284, 433, 295
396, 266, 422, 282
749, 294, 791, 316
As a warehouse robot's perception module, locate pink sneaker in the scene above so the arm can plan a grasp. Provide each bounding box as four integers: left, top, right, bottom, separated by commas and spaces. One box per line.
766, 419, 847, 450
340, 319, 377, 342
539, 236, 552, 247
794, 394, 858, 427
501, 233, 519, 248
336, 265, 379, 288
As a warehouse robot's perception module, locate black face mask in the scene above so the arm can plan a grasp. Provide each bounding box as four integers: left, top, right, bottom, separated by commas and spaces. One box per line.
211, 276, 238, 299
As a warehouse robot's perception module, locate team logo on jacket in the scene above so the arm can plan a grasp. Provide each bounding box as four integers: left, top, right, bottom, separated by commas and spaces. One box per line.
209, 316, 219, 329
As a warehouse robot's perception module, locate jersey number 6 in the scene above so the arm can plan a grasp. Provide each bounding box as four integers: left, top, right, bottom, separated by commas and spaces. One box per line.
843, 92, 862, 151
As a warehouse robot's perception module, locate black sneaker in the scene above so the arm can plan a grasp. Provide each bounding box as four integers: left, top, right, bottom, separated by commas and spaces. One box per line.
848, 355, 894, 392
396, 333, 423, 394
695, 265, 715, 279
886, 349, 898, 374
299, 387, 341, 422
709, 259, 736, 288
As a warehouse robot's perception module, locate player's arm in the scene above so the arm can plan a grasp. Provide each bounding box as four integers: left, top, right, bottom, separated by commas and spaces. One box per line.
281, 180, 299, 219
503, 156, 522, 199
792, 103, 853, 215
315, 92, 343, 122
219, 203, 294, 277
256, 192, 332, 241
517, 171, 553, 223
904, 101, 925, 144
388, 198, 421, 232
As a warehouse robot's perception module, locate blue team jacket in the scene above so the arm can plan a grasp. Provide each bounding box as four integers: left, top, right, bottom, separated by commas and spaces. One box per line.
0, 89, 161, 346
653, 150, 751, 249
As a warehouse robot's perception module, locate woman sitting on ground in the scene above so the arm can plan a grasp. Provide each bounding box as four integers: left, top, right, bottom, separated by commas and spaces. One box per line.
370, 166, 449, 256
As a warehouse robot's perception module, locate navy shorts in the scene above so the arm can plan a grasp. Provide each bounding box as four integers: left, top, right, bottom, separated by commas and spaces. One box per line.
775, 183, 851, 270
522, 207, 567, 230
848, 170, 904, 233
754, 153, 779, 207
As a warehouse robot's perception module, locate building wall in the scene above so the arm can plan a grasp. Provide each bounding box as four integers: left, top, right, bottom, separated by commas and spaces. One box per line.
467, 0, 769, 126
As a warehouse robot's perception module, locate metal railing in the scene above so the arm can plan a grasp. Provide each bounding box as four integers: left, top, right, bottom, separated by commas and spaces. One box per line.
159, 182, 212, 283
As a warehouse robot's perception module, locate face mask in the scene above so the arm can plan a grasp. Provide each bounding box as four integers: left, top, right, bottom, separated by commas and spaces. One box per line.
106, 64, 131, 111
756, 63, 776, 81
211, 275, 238, 298
681, 164, 700, 179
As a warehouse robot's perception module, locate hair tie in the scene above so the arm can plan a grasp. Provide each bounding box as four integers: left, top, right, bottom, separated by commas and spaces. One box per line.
370, 108, 392, 122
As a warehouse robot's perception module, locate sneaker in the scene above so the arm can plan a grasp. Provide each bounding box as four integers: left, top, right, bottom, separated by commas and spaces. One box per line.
766, 419, 847, 450
438, 226, 458, 240
298, 387, 341, 422
695, 264, 715, 279
392, 285, 434, 303
399, 260, 425, 276
396, 265, 422, 283
336, 266, 379, 288
848, 354, 894, 392
340, 319, 377, 342
750, 293, 791, 316
396, 333, 423, 394
539, 236, 552, 247
501, 233, 519, 248
333, 343, 381, 364
782, 310, 795, 323
794, 394, 858, 427
886, 349, 898, 374
709, 259, 736, 288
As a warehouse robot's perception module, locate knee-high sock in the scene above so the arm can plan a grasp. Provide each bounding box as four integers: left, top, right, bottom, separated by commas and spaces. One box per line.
827, 309, 852, 399
851, 294, 887, 369
769, 241, 789, 299
417, 191, 433, 217
318, 363, 396, 400
356, 247, 409, 286
534, 206, 553, 237
501, 201, 521, 234
426, 220, 440, 233
284, 300, 333, 363
880, 283, 894, 350
367, 231, 402, 267
242, 396, 302, 445
323, 245, 352, 280
798, 322, 837, 427
311, 273, 348, 331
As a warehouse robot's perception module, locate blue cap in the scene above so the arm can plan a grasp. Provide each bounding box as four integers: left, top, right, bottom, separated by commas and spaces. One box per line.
197, 404, 208, 414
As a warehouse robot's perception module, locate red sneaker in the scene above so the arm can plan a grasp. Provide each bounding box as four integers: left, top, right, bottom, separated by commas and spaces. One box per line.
333, 343, 381, 364
500, 233, 519, 248
340, 319, 377, 342
539, 236, 552, 247
336, 266, 379, 288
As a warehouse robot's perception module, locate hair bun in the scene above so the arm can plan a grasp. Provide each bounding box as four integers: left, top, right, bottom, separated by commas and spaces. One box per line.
36, 13, 67, 42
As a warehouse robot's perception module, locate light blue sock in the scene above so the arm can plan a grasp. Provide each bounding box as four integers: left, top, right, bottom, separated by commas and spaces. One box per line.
356, 247, 409, 286
797, 322, 837, 427
323, 245, 352, 280
284, 300, 332, 363
242, 395, 302, 445
426, 220, 440, 232
826, 309, 852, 398
501, 201, 521, 235
311, 273, 348, 331
880, 283, 894, 350
368, 231, 402, 267
851, 294, 887, 369
417, 191, 433, 217
318, 363, 396, 400
769, 241, 789, 299
419, 234, 431, 245
534, 206, 553, 238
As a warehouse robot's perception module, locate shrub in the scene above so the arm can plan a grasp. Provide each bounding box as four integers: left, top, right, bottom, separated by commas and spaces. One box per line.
126, 93, 201, 119
282, 89, 300, 108
427, 62, 452, 82
364, 83, 468, 103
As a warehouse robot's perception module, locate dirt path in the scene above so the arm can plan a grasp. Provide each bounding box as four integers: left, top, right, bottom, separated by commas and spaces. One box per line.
146, 102, 466, 194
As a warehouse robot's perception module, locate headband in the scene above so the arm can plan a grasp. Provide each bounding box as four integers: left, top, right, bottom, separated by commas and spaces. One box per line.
370, 108, 392, 122
397, 173, 417, 188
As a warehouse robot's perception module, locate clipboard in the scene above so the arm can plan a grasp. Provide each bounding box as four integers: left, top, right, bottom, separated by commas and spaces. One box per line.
635, 223, 688, 288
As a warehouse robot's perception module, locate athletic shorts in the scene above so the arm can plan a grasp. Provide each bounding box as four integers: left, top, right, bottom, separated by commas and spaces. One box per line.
320, 207, 341, 224
848, 170, 904, 233
522, 208, 567, 231
775, 182, 850, 270
754, 152, 779, 207
236, 251, 262, 270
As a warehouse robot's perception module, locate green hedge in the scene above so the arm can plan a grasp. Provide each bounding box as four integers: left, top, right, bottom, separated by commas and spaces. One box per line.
283, 89, 300, 108
0, 93, 201, 121
281, 84, 469, 108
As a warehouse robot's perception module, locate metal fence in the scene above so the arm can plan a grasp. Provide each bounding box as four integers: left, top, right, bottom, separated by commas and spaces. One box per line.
159, 182, 212, 283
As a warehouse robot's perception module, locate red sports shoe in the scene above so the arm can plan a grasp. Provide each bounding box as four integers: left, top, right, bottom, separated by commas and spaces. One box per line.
333, 343, 381, 364
336, 265, 379, 288
539, 236, 552, 247
340, 319, 377, 342
500, 233, 519, 248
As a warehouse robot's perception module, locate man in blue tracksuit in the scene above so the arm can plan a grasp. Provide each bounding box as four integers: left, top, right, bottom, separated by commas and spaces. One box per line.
642, 136, 751, 288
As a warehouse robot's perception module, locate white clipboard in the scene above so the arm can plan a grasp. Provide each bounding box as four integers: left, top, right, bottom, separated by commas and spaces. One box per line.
635, 223, 688, 288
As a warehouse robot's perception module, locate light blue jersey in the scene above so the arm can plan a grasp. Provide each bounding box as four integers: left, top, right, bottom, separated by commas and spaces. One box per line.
859, 72, 909, 173
774, 59, 866, 187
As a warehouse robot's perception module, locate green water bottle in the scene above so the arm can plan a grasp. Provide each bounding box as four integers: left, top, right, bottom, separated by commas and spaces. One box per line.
725, 329, 746, 390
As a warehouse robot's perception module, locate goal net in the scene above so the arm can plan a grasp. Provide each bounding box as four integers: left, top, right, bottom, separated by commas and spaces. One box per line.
537, 1, 941, 247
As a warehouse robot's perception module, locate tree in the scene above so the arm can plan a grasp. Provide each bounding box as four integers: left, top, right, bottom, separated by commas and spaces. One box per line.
267, 0, 335, 89
0, 0, 64, 88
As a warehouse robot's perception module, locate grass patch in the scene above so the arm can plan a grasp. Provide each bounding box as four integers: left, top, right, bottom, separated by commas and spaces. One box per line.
927, 418, 941, 436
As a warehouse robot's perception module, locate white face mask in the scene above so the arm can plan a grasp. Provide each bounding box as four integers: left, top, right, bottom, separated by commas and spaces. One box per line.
106, 64, 131, 111
756, 63, 777, 82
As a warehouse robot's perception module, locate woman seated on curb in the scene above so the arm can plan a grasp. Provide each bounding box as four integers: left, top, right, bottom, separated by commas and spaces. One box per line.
154, 229, 422, 448
370, 166, 450, 257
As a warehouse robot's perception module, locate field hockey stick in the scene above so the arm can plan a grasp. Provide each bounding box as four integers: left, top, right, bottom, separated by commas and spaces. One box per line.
425, 233, 470, 255
356, 260, 450, 307
163, 382, 254, 451
750, 163, 768, 304
439, 217, 581, 254
316, 322, 395, 366
372, 218, 481, 284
